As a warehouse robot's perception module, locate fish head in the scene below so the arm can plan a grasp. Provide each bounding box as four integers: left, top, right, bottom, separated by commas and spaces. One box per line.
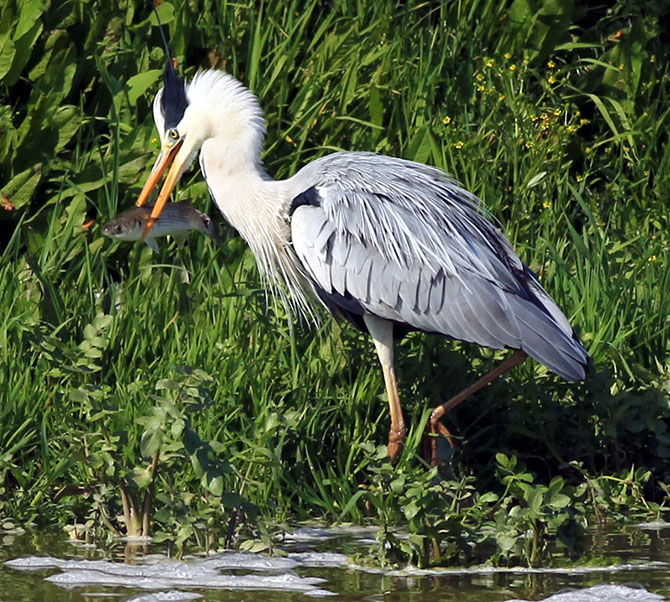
102, 210, 148, 241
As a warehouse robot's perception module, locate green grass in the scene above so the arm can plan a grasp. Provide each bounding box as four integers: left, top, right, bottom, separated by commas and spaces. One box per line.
1, 0, 670, 565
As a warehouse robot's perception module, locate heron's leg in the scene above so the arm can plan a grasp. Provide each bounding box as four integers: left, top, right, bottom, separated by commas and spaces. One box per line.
429, 350, 528, 465
364, 314, 406, 462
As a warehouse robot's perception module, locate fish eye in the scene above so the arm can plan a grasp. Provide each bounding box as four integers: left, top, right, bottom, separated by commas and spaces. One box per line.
136, 219, 143, 227
168, 128, 180, 140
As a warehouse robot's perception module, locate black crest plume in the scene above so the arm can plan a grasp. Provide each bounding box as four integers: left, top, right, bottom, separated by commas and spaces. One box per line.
151, 2, 188, 129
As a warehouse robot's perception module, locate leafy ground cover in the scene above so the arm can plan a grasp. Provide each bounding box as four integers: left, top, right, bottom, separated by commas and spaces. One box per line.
1, 0, 669, 567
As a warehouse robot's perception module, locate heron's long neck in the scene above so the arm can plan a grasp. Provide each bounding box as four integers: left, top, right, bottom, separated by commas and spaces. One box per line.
200, 136, 312, 316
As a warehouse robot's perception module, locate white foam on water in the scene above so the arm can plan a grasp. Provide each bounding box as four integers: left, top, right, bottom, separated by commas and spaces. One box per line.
117, 536, 154, 544
5, 554, 334, 597
124, 592, 203, 601
637, 521, 670, 530
195, 551, 300, 571
287, 552, 349, 567
44, 568, 330, 594
504, 584, 665, 602
346, 560, 668, 578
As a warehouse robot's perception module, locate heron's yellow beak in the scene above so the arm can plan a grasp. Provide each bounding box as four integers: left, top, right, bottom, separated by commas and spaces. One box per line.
136, 140, 184, 241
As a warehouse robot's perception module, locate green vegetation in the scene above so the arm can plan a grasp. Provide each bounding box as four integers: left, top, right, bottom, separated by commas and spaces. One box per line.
1, 0, 669, 567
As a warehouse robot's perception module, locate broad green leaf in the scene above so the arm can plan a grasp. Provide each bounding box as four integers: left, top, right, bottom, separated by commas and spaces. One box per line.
496, 533, 518, 552
4, 20, 43, 86
549, 493, 571, 509
126, 69, 162, 106
206, 474, 223, 496
131, 467, 153, 488
93, 314, 113, 330
156, 379, 181, 391
171, 419, 185, 437
0, 34, 15, 80
140, 427, 163, 458
239, 540, 271, 553
1, 165, 42, 209
52, 106, 81, 151
479, 492, 500, 504
14, 0, 45, 39
148, 2, 175, 26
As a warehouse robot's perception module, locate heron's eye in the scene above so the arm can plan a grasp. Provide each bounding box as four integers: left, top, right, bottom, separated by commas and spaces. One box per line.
168, 128, 180, 140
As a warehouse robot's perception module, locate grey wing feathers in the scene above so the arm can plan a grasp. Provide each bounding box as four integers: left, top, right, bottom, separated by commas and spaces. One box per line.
289, 152, 589, 381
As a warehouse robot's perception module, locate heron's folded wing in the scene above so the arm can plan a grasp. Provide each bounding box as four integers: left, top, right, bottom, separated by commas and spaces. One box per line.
288, 153, 589, 380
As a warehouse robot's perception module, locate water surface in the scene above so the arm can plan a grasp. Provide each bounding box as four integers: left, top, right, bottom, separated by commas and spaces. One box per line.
2, 523, 669, 601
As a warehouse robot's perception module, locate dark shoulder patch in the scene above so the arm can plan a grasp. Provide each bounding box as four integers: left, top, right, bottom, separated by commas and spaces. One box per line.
288, 186, 321, 217
161, 62, 189, 129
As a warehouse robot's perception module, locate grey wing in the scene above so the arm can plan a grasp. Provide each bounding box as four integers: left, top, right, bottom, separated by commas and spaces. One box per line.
289, 152, 589, 382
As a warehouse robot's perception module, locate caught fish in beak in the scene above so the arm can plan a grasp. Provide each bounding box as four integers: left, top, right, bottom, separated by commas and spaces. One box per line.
103, 200, 218, 253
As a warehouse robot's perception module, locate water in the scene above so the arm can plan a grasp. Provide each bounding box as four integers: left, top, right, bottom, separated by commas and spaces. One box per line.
1, 523, 670, 601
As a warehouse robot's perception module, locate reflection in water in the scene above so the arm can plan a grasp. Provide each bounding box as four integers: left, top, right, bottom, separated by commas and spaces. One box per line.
0, 525, 669, 601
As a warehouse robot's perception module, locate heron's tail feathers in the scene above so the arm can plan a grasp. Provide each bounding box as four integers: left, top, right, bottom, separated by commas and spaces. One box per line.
512, 267, 590, 382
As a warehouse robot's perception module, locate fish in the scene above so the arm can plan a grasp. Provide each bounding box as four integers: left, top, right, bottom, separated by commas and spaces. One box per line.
102, 201, 219, 252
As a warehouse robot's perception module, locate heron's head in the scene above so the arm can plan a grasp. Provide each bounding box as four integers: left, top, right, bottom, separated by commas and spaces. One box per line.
136, 63, 266, 239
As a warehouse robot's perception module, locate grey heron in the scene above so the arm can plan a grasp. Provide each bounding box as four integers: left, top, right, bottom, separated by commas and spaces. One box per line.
135, 60, 589, 463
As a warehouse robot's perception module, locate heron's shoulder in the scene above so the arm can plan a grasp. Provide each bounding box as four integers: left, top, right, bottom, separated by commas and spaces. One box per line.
288, 152, 488, 224
296, 151, 451, 181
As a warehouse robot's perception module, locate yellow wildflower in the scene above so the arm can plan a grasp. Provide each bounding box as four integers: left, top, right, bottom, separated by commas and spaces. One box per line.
454, 141, 464, 149
548, 75, 556, 84
509, 64, 517, 71
504, 52, 512, 59
443, 116, 451, 125
547, 60, 556, 68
